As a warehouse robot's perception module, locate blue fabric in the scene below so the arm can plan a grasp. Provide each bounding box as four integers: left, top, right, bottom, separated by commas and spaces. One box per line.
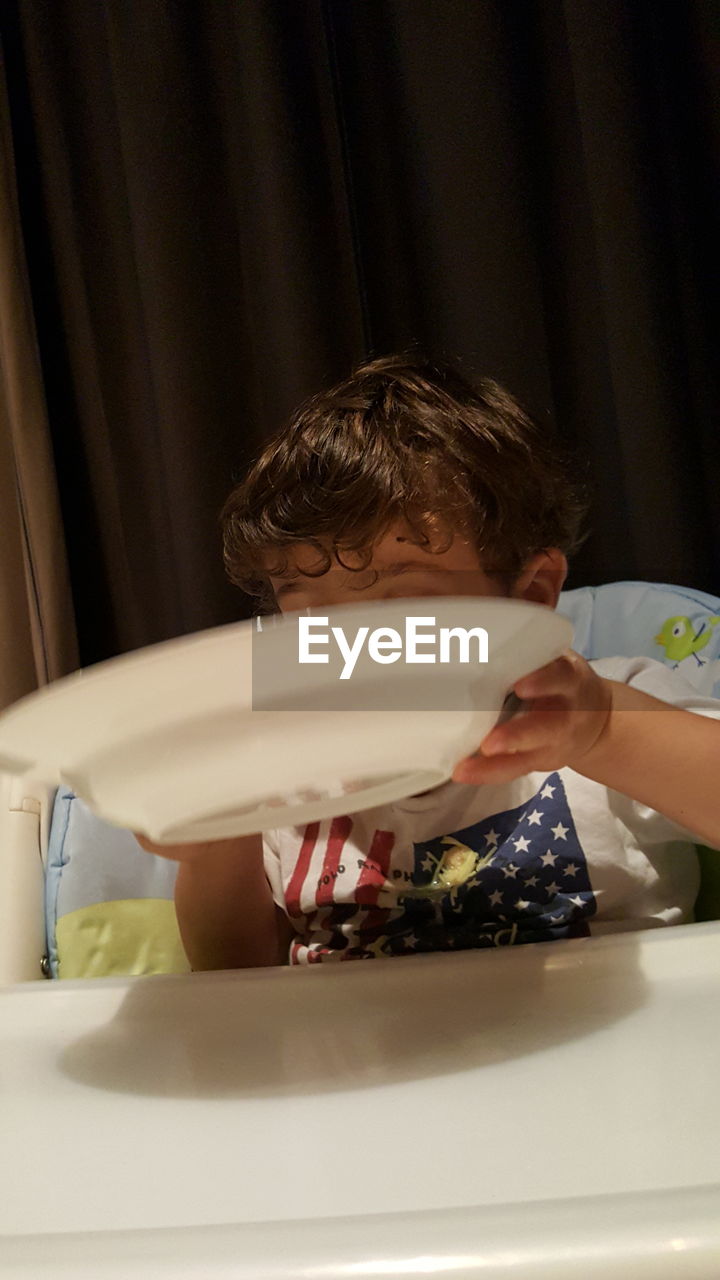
558, 581, 720, 698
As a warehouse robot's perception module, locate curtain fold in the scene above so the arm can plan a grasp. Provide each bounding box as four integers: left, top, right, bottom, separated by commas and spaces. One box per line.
0, 45, 77, 710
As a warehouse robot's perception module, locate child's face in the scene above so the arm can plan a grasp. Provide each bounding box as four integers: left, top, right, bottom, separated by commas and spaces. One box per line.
270, 520, 512, 614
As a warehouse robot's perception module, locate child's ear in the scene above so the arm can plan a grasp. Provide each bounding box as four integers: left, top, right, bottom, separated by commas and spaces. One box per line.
512, 548, 568, 608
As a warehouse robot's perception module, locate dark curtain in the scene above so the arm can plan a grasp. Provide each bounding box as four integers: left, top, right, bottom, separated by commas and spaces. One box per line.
0, 53, 78, 708
2, 0, 718, 666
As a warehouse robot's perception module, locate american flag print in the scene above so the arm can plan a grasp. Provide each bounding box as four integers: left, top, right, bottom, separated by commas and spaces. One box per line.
377, 772, 597, 955
289, 772, 597, 962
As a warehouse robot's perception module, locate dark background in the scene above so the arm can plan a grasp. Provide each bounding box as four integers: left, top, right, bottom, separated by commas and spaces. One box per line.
2, 0, 719, 666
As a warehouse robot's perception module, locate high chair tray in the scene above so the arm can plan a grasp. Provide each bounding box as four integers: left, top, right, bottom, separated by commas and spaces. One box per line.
2, 924, 719, 1277
0, 598, 571, 842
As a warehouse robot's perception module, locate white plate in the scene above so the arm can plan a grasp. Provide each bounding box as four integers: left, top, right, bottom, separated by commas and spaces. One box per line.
0, 598, 571, 842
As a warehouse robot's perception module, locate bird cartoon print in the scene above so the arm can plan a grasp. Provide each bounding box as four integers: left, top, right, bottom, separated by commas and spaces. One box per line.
407, 834, 496, 896
654, 615, 720, 667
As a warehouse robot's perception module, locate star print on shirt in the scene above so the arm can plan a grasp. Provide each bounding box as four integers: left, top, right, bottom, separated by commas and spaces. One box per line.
380, 772, 598, 958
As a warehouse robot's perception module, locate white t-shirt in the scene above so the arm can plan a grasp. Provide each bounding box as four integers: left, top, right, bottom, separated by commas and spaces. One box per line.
263, 657, 720, 964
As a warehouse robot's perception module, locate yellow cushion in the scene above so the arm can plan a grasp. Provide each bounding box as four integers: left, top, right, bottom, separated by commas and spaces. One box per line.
55, 899, 190, 979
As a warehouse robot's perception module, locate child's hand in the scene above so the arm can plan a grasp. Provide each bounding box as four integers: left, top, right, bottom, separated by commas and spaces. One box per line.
452, 650, 613, 785
133, 833, 241, 862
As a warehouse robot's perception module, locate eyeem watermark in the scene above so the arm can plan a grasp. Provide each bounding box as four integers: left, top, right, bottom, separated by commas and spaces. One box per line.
250, 598, 554, 711
298, 615, 489, 680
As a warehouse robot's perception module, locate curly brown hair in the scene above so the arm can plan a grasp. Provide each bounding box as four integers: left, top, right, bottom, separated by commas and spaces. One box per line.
221, 354, 589, 611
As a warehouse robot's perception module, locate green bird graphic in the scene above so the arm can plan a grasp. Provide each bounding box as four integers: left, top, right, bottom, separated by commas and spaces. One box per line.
654, 615, 720, 666
393, 835, 496, 903
403, 835, 496, 899
434, 835, 496, 886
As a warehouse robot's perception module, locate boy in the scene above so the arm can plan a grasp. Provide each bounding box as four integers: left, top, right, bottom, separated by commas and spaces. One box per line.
139, 355, 720, 970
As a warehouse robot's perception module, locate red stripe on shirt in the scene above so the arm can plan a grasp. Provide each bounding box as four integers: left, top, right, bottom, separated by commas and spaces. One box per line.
285, 822, 321, 919
315, 815, 354, 907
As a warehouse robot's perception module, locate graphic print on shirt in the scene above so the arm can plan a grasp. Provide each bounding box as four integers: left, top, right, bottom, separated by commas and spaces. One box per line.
370, 772, 598, 956
291, 773, 597, 961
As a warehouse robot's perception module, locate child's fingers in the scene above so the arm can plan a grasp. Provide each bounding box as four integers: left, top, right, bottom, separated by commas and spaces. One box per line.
134, 833, 162, 854
481, 700, 568, 757
453, 749, 547, 785
513, 652, 579, 699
